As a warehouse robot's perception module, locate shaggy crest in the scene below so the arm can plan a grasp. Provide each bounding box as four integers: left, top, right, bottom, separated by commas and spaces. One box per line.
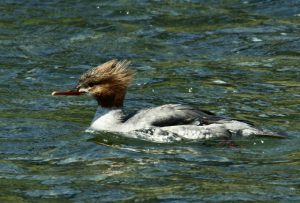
78, 59, 133, 89
77, 59, 134, 108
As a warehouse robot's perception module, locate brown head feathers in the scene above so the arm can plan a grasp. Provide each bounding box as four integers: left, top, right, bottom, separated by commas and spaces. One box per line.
77, 59, 134, 108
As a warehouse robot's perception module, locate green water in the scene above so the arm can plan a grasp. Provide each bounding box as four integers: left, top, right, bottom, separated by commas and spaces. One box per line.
1, 0, 300, 202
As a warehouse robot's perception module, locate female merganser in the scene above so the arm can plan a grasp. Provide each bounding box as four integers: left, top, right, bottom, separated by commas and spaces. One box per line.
52, 59, 282, 142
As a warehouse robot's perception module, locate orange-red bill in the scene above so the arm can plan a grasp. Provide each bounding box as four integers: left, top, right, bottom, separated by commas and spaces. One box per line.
51, 90, 82, 96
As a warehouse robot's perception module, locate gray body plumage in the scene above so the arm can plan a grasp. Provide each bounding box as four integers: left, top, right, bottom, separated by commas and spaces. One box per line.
89, 104, 281, 142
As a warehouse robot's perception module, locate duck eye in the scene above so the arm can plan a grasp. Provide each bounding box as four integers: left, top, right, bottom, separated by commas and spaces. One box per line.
87, 83, 94, 87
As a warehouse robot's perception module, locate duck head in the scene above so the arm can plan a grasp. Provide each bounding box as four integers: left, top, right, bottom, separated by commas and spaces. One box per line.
52, 59, 134, 108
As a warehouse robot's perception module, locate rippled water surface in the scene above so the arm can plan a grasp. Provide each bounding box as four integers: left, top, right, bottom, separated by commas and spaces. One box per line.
1, 0, 300, 202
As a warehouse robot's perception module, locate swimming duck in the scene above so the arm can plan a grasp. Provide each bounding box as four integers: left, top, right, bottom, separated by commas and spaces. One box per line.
52, 59, 282, 142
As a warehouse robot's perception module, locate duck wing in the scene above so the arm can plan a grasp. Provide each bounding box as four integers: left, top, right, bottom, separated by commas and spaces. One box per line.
125, 104, 222, 127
